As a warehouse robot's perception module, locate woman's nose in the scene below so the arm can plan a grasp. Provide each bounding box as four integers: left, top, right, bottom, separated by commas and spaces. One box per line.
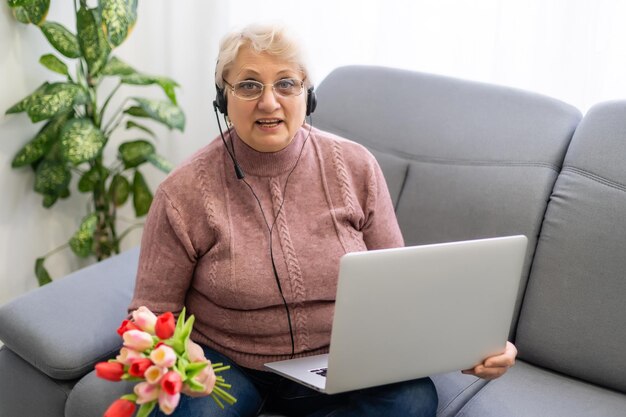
257, 85, 280, 112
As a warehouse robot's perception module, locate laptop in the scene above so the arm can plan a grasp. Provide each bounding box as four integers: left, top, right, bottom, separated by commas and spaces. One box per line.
264, 235, 528, 394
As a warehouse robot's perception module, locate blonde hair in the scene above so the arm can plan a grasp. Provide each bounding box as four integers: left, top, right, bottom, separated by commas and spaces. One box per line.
215, 23, 312, 90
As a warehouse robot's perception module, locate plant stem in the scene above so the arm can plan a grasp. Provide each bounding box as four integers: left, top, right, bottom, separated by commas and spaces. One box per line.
43, 243, 70, 260
117, 223, 144, 243
100, 81, 122, 125
103, 97, 130, 136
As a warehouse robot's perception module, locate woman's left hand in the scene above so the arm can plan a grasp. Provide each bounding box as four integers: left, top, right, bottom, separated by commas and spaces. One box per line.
461, 341, 517, 380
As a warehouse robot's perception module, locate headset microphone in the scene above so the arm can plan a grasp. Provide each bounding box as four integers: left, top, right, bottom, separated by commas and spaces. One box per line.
213, 100, 245, 180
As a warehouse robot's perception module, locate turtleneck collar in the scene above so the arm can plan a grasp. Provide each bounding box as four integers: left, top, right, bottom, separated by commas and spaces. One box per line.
228, 127, 309, 177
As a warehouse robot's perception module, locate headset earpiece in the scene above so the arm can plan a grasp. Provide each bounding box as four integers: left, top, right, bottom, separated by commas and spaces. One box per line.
214, 85, 228, 116
306, 87, 317, 116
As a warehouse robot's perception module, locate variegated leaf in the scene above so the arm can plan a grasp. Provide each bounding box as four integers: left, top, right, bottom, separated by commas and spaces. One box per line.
78, 165, 110, 192
69, 213, 98, 258
146, 153, 173, 174
5, 82, 48, 114
133, 170, 153, 217
76, 7, 110, 75
39, 53, 68, 76
132, 98, 185, 131
40, 22, 81, 58
8, 0, 50, 25
125, 120, 155, 137
118, 139, 155, 168
34, 159, 71, 194
59, 118, 106, 165
100, 0, 134, 48
35, 257, 52, 286
12, 113, 69, 167
101, 56, 136, 76
123, 75, 179, 104
124, 106, 150, 118
42, 193, 58, 208
109, 174, 130, 206
26, 82, 88, 122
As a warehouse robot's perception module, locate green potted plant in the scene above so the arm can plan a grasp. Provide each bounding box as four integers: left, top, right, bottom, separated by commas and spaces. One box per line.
5, 0, 184, 285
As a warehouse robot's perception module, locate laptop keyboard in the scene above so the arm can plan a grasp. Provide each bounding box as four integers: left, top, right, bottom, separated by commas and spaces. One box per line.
309, 367, 328, 377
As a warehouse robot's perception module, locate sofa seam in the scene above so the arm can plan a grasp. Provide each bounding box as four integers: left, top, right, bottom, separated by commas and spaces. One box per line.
562, 166, 626, 193
437, 377, 484, 414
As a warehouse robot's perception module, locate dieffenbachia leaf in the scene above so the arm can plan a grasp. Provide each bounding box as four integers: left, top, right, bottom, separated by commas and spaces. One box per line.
131, 98, 185, 131
8, 0, 50, 25
25, 82, 89, 122
99, 0, 136, 48
146, 153, 173, 173
59, 118, 106, 165
5, 82, 49, 115
40, 21, 81, 58
34, 159, 71, 195
118, 139, 155, 168
76, 6, 110, 76
34, 257, 52, 286
101, 56, 136, 76
109, 174, 130, 206
12, 113, 69, 167
78, 165, 110, 192
69, 213, 98, 258
39, 53, 69, 76
125, 120, 155, 137
132, 170, 153, 217
123, 74, 179, 104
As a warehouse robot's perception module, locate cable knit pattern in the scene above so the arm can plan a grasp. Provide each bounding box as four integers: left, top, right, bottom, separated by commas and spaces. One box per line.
129, 126, 403, 370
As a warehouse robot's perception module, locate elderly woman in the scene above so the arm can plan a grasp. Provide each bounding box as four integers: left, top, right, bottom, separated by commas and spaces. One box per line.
130, 23, 516, 417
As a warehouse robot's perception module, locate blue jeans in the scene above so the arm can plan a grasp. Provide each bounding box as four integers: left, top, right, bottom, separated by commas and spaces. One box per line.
151, 345, 438, 417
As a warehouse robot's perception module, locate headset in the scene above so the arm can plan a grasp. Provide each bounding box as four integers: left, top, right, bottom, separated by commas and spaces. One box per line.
212, 82, 316, 359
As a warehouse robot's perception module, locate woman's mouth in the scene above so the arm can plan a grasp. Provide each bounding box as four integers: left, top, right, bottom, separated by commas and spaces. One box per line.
255, 119, 283, 128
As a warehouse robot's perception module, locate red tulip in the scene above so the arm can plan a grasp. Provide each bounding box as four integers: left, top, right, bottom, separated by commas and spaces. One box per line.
161, 370, 183, 395
116, 319, 139, 337
104, 398, 136, 417
129, 358, 153, 378
155, 312, 176, 339
95, 362, 124, 382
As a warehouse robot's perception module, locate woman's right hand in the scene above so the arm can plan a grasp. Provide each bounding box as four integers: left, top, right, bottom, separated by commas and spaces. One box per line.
182, 340, 217, 398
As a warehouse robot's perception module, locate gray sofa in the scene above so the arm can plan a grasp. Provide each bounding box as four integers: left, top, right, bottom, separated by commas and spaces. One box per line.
2, 65, 626, 416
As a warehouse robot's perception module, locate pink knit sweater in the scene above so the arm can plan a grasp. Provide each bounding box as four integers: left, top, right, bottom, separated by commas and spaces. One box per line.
129, 125, 403, 370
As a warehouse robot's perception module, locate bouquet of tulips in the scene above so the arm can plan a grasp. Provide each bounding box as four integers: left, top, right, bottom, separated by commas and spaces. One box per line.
96, 306, 236, 417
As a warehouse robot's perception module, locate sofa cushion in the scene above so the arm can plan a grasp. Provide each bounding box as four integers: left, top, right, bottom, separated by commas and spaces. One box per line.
0, 247, 138, 380
454, 361, 626, 417
515, 101, 626, 393
431, 372, 486, 417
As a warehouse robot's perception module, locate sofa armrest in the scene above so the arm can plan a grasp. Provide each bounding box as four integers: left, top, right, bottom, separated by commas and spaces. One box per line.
0, 247, 139, 380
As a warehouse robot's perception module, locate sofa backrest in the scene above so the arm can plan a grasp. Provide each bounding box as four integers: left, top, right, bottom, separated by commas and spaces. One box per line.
515, 101, 626, 393
314, 65, 581, 332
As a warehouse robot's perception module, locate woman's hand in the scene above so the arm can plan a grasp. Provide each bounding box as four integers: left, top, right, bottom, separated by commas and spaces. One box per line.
461, 341, 517, 380
181, 340, 217, 398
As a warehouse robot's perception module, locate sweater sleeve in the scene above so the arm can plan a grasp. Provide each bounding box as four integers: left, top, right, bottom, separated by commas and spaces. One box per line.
128, 187, 197, 315
362, 157, 405, 250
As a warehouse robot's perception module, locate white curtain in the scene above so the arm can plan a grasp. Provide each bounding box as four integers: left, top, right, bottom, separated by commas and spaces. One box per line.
2, 0, 626, 303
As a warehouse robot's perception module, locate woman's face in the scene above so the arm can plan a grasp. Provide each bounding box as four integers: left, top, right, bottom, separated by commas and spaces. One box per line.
225, 47, 307, 152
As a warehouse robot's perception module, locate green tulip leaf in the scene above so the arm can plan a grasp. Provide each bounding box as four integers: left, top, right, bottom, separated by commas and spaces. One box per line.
34, 160, 71, 194
8, 0, 50, 25
40, 22, 81, 58
101, 56, 136, 76
12, 113, 69, 168
132, 170, 153, 217
78, 165, 110, 192
26, 82, 88, 122
136, 401, 156, 417
146, 153, 173, 173
69, 213, 98, 258
35, 257, 52, 286
109, 174, 130, 206
76, 6, 110, 75
132, 98, 185, 131
39, 53, 69, 76
125, 120, 155, 137
59, 118, 106, 165
118, 139, 155, 168
100, 0, 136, 48
5, 82, 49, 115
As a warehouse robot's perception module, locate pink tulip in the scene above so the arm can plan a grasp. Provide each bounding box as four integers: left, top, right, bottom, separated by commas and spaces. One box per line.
132, 306, 158, 334
116, 347, 144, 365
161, 371, 183, 395
145, 365, 167, 384
123, 329, 154, 352
134, 381, 160, 405
129, 358, 153, 378
150, 344, 177, 368
158, 391, 181, 415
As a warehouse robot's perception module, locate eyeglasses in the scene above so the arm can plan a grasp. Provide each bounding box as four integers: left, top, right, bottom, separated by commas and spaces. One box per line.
223, 78, 305, 100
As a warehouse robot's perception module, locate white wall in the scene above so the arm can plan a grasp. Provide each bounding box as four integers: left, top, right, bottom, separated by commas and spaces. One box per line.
3, 0, 626, 305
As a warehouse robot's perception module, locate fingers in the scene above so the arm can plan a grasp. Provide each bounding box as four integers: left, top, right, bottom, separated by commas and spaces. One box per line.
461, 342, 518, 380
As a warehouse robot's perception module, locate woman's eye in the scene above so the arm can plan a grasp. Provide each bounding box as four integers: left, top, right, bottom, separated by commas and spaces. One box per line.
239, 81, 260, 90
276, 79, 296, 89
